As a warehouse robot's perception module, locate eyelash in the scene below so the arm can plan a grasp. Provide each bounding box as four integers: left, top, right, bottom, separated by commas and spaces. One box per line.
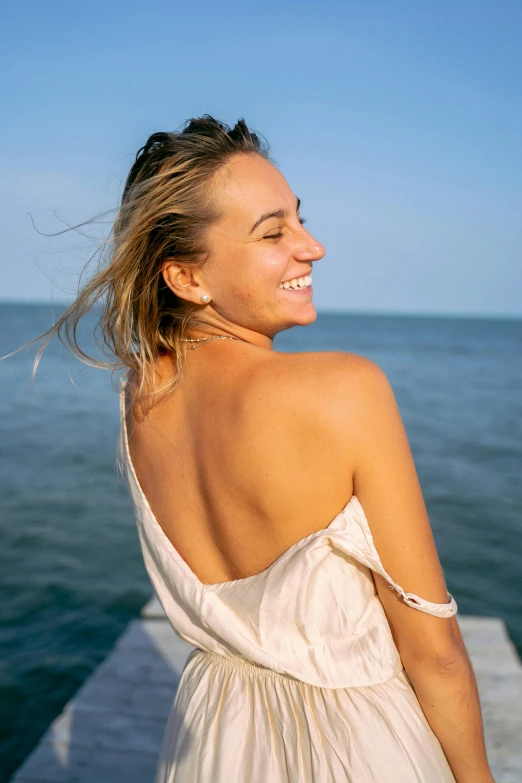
265, 216, 307, 240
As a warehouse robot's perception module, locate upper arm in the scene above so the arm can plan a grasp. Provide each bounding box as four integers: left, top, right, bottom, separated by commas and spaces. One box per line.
341, 355, 465, 667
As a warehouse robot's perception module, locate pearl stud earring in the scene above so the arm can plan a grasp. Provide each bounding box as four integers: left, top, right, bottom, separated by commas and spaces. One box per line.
200, 293, 210, 303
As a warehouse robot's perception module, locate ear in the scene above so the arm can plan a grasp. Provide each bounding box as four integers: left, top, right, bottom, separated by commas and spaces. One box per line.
162, 259, 201, 303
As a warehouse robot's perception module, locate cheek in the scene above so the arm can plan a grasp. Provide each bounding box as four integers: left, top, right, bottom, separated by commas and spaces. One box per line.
210, 243, 289, 305
255, 245, 289, 281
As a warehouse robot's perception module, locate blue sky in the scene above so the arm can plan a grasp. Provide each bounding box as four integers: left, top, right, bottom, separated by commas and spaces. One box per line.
1, 0, 521, 317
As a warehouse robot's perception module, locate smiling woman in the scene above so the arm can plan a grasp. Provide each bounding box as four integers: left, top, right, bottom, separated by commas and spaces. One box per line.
159, 151, 324, 354
17, 115, 494, 783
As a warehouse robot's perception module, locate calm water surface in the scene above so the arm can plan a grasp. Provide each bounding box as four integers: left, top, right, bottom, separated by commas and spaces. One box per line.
1, 303, 521, 780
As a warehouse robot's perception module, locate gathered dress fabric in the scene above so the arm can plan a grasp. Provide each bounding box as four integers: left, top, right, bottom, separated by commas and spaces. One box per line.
119, 380, 458, 782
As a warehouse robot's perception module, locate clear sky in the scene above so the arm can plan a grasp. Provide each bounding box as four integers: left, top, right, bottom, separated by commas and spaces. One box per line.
1, 0, 521, 317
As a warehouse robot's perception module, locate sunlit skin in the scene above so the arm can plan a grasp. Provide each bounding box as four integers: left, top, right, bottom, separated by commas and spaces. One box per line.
162, 153, 326, 349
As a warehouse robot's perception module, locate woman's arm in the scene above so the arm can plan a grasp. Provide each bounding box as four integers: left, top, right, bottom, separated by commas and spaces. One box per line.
343, 355, 494, 783
375, 579, 493, 783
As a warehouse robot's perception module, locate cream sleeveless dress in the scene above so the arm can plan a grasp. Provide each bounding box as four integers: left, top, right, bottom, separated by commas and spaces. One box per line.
119, 380, 458, 782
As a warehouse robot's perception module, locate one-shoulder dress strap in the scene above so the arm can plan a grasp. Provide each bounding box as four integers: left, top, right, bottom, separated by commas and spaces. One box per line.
333, 496, 458, 619
117, 375, 132, 475
385, 578, 458, 618
118, 378, 127, 439
118, 375, 132, 424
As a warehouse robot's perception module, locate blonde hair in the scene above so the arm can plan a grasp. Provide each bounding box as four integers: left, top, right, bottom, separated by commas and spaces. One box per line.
21, 115, 270, 409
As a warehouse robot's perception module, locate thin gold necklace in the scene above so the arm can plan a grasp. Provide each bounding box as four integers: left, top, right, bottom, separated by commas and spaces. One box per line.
180, 335, 243, 351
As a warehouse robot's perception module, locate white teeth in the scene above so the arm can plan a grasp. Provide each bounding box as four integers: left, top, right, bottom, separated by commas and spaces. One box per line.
279, 274, 312, 290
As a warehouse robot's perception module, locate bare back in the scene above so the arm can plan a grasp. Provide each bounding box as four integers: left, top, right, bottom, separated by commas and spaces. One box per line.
125, 344, 357, 585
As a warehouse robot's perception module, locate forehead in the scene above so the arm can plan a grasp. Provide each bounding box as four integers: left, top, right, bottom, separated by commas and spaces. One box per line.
214, 154, 294, 225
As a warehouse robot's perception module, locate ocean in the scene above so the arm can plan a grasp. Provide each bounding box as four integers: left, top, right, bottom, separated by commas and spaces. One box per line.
1, 302, 521, 781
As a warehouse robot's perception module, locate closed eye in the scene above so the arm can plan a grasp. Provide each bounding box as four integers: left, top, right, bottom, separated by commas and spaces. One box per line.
264, 216, 307, 240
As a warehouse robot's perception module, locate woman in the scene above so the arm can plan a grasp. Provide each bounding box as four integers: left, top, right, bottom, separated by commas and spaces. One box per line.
34, 116, 494, 782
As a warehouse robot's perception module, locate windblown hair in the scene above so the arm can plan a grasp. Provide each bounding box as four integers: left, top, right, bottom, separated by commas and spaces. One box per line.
24, 115, 270, 407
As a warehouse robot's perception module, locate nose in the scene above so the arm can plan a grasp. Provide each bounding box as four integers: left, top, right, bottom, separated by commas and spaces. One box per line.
296, 230, 326, 264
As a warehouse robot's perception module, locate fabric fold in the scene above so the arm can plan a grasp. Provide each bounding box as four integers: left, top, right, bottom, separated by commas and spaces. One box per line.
329, 495, 458, 619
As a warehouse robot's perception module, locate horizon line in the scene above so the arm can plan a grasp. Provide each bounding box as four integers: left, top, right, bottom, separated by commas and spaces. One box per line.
0, 299, 520, 323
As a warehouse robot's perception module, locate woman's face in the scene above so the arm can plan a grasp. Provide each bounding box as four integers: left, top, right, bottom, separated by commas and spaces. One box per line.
183, 153, 326, 342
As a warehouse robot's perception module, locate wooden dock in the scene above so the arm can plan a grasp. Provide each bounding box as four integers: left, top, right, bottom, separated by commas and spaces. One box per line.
10, 598, 522, 782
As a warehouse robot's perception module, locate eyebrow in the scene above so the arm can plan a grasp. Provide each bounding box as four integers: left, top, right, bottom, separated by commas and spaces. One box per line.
248, 196, 301, 234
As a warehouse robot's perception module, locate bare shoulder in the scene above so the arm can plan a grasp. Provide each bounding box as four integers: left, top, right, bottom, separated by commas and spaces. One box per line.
247, 349, 390, 429
238, 349, 392, 484
272, 349, 388, 396
223, 349, 384, 515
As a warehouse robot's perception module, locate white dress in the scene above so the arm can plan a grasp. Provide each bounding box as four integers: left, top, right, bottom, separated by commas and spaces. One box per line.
119, 380, 458, 782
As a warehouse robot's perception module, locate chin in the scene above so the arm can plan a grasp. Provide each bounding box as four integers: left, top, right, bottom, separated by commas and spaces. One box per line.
287, 304, 318, 328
